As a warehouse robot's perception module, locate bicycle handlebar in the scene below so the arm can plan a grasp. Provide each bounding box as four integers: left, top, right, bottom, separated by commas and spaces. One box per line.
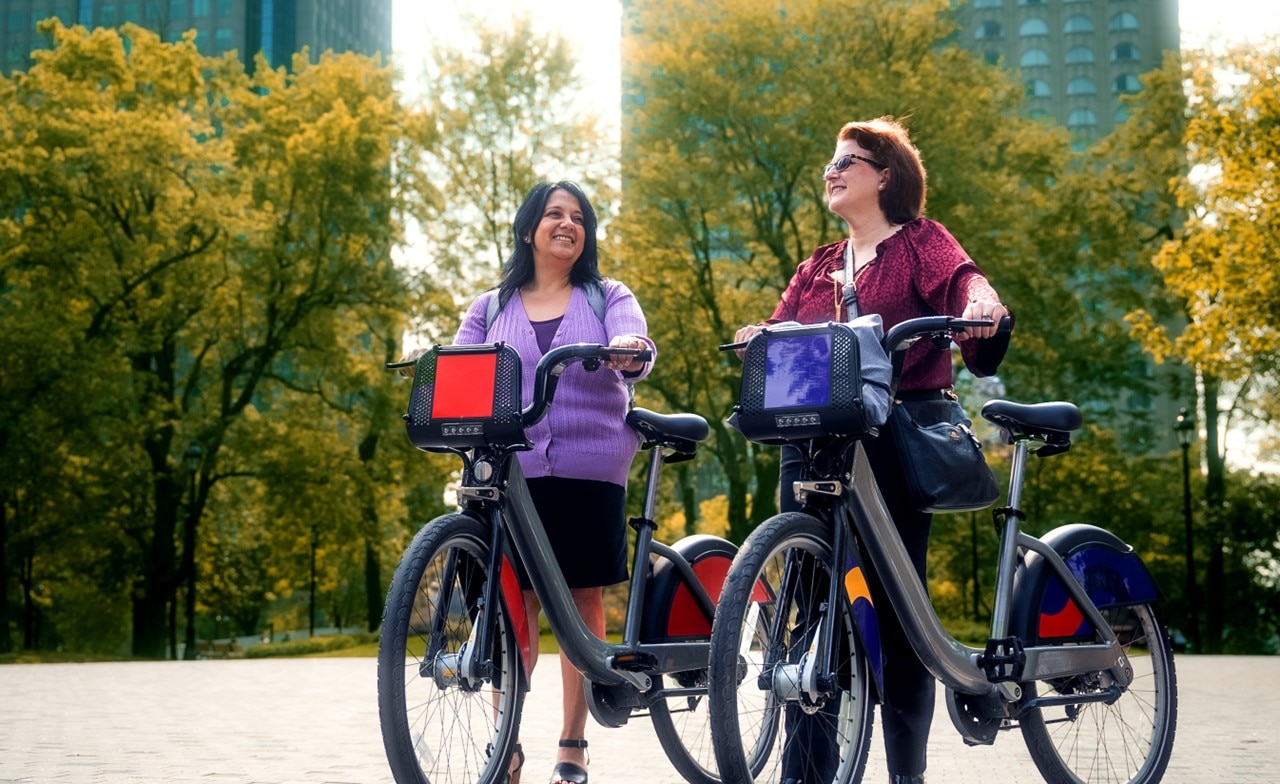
525, 344, 651, 428
384, 343, 652, 432
882, 315, 1013, 353
718, 315, 1013, 354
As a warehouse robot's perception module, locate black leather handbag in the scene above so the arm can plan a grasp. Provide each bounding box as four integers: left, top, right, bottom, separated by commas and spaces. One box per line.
888, 395, 1000, 514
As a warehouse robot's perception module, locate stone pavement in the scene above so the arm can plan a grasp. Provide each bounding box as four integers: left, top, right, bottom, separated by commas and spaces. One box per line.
0, 654, 1274, 783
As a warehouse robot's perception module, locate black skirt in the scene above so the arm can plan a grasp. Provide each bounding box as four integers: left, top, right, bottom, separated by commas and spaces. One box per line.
514, 476, 629, 590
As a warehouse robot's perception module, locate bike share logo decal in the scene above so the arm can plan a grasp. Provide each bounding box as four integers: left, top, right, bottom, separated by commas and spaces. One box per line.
441, 423, 485, 437
774, 412, 821, 428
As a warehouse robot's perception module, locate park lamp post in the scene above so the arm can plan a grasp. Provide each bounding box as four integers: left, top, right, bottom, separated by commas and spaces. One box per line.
182, 442, 202, 660
1174, 407, 1199, 653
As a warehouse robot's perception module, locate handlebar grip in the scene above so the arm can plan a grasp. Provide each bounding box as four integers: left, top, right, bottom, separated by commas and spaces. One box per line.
385, 360, 416, 370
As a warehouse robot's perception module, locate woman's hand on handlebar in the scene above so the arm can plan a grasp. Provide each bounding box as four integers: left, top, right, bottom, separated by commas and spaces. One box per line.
394, 347, 428, 377
958, 298, 1009, 341
606, 335, 649, 372
731, 324, 766, 360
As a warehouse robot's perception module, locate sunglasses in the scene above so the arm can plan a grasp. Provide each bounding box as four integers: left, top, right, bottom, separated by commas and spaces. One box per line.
823, 152, 886, 176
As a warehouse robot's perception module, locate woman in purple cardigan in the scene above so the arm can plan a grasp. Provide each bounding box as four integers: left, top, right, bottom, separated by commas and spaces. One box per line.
453, 181, 654, 784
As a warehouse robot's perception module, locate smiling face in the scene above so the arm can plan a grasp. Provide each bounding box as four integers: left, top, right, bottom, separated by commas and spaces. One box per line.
824, 140, 887, 222
531, 188, 586, 272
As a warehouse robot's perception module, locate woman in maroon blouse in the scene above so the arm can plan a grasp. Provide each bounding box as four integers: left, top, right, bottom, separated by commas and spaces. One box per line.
733, 117, 1009, 784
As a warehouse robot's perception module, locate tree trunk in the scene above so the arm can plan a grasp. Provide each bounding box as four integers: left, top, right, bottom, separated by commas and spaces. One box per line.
1202, 373, 1227, 652
0, 499, 9, 654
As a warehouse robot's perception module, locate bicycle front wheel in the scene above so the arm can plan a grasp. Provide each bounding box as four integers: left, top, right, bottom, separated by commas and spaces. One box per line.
1019, 601, 1178, 784
708, 512, 874, 784
378, 513, 525, 784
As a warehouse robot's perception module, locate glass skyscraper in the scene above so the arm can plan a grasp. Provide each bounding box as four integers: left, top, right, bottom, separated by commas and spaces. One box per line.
2, 0, 392, 75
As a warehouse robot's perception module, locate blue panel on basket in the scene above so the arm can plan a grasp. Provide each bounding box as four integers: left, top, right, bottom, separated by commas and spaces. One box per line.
764, 333, 832, 409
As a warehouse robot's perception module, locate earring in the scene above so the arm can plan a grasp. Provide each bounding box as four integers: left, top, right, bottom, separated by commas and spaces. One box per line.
878, 184, 885, 191
523, 235, 531, 243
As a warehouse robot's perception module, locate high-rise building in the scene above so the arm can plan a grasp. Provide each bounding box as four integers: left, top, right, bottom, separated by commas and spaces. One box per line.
951, 0, 1180, 144
1, 0, 392, 76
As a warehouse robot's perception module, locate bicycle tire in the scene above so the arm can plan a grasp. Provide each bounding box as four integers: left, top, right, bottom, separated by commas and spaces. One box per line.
650, 669, 719, 784
708, 512, 874, 784
1019, 601, 1178, 784
377, 513, 524, 784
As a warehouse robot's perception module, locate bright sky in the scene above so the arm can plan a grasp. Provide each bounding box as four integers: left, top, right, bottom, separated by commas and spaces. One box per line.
389, 0, 1280, 108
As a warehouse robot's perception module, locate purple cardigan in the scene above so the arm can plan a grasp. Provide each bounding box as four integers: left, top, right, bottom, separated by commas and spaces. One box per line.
454, 279, 656, 488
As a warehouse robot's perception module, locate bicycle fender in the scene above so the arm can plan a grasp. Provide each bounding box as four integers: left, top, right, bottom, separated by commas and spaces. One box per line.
497, 548, 534, 684
839, 547, 885, 698
639, 535, 737, 642
1011, 523, 1161, 644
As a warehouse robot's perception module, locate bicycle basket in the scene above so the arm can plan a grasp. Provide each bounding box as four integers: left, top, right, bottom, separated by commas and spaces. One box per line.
731, 317, 891, 445
404, 343, 526, 449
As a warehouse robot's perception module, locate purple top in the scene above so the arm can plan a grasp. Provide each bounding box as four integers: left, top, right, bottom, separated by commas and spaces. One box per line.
532, 316, 563, 355
454, 279, 656, 487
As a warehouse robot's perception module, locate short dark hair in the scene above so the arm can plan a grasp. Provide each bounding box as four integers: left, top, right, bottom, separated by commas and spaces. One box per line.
837, 117, 926, 224
499, 181, 601, 303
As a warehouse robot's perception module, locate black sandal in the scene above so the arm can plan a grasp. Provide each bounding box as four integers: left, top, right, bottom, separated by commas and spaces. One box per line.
550, 738, 588, 784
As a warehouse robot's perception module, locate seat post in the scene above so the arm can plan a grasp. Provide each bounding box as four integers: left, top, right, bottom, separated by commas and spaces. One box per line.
989, 438, 1031, 639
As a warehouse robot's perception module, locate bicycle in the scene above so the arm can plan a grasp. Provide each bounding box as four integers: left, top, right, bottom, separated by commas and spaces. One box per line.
377, 340, 739, 784
707, 316, 1177, 784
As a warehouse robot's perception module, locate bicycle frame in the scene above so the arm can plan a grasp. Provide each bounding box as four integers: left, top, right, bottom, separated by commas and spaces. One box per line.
477, 457, 722, 694
418, 341, 730, 713
830, 438, 1135, 701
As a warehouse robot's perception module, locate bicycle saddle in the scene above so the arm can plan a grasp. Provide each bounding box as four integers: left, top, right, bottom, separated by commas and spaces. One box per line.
627, 408, 710, 456
980, 400, 1082, 457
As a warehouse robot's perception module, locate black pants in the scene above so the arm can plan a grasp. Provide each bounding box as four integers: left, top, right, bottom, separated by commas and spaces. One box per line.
778, 433, 935, 780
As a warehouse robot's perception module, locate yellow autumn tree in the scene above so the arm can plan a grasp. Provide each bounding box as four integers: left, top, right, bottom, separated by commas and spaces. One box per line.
618, 0, 1064, 541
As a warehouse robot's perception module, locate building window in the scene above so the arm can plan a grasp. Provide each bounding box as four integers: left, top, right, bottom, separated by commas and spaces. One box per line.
975, 21, 1003, 40
1020, 19, 1049, 37
1109, 12, 1140, 31
1068, 108, 1098, 127
1112, 42, 1140, 62
170, 0, 185, 18
1018, 0, 1047, 4
77, 0, 92, 24
1067, 77, 1097, 95
1114, 73, 1141, 93
1115, 105, 1131, 124
217, 0, 232, 15
984, 50, 1001, 65
101, 4, 116, 24
1020, 48, 1050, 67
1064, 15, 1095, 33
1026, 79, 1051, 97
122, 2, 138, 22
1065, 46, 1095, 64
194, 0, 208, 18
215, 27, 232, 50
974, 0, 1003, 6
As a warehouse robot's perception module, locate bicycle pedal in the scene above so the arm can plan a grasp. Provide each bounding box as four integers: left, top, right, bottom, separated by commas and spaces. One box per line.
978, 636, 1026, 683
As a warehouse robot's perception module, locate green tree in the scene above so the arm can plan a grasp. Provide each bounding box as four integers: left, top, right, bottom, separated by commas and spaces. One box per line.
0, 22, 434, 656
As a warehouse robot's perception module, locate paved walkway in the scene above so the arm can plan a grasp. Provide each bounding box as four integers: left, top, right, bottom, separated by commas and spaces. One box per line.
0, 654, 1274, 783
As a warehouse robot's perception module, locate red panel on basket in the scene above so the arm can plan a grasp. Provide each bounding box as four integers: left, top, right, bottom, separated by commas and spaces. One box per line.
431, 353, 497, 418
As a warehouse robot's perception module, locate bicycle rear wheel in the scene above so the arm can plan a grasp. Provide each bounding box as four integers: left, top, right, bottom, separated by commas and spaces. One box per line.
1019, 601, 1177, 784
708, 512, 874, 784
378, 513, 524, 784
650, 666, 719, 784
